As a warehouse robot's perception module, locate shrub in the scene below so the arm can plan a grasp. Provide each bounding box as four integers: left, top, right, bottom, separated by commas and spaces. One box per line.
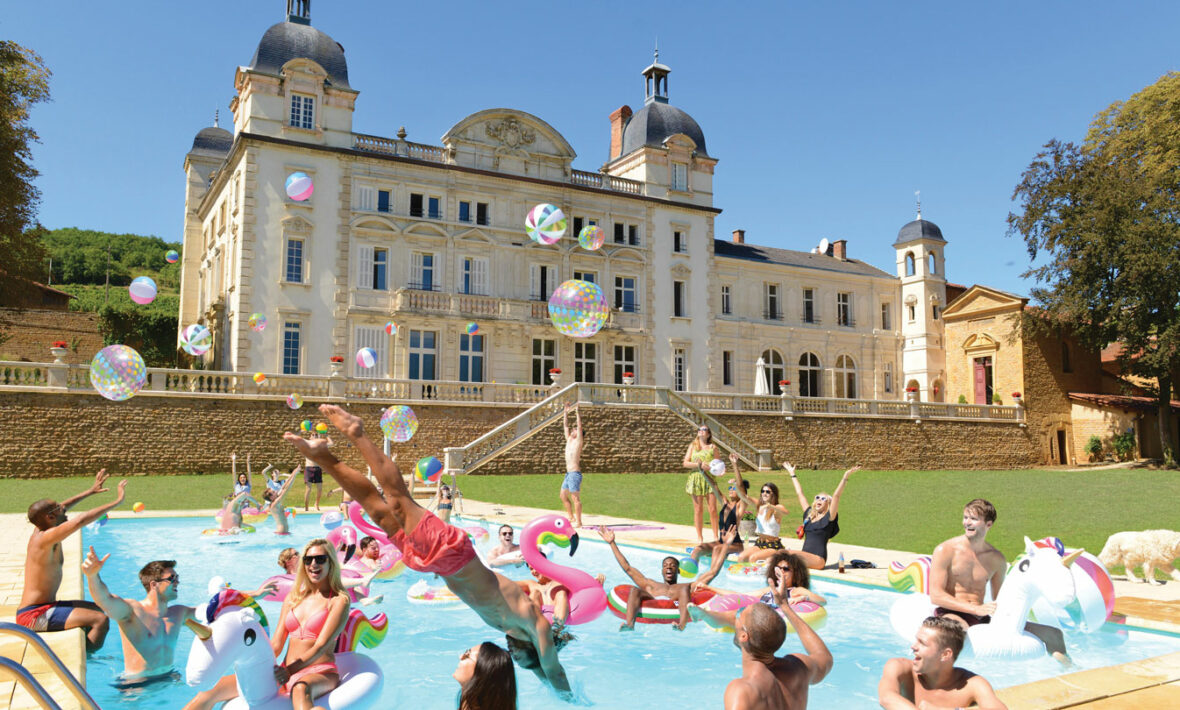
957, 394, 968, 404
992, 393, 1002, 404
1084, 435, 1104, 459
1112, 431, 1136, 461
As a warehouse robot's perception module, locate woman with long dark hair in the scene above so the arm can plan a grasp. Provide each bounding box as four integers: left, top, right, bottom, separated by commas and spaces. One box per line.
454, 641, 517, 710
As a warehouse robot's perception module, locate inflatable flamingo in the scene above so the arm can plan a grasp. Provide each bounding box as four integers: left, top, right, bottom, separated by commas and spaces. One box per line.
520, 514, 607, 626
343, 503, 406, 580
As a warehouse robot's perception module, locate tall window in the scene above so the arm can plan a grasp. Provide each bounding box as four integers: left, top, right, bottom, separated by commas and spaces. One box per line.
907, 303, 916, 322
628, 225, 639, 246
905, 252, 916, 276
762, 349, 785, 394
459, 334, 484, 382
613, 222, 625, 244
428, 197, 441, 219
410, 252, 435, 290
353, 325, 386, 378
377, 190, 390, 213
462, 257, 488, 295
282, 322, 301, 374
408, 330, 437, 380
573, 270, 597, 284
1061, 341, 1072, 373
409, 193, 424, 217
837, 292, 852, 326
530, 264, 555, 300
932, 304, 940, 320
367, 247, 388, 290
354, 186, 375, 211
574, 342, 597, 382
476, 202, 489, 226
723, 351, 733, 386
615, 276, 638, 312
798, 352, 821, 397
531, 339, 555, 385
674, 348, 687, 391
884, 362, 893, 393
928, 253, 937, 274
765, 284, 780, 320
802, 288, 815, 323
671, 162, 688, 191
834, 355, 857, 398
289, 94, 314, 129
881, 303, 891, 330
721, 285, 732, 315
673, 281, 687, 317
613, 345, 636, 384
284, 238, 304, 283
673, 230, 687, 253
458, 201, 471, 222
572, 217, 584, 237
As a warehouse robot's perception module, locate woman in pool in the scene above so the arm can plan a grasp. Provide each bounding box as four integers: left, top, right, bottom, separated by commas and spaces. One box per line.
682, 424, 721, 545
786, 462, 859, 570
690, 549, 826, 630
454, 641, 517, 710
260, 465, 299, 535
730, 469, 792, 563
433, 484, 455, 524
229, 452, 252, 499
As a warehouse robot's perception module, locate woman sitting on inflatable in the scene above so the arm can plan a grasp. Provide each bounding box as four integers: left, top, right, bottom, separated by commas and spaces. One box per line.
691, 549, 826, 631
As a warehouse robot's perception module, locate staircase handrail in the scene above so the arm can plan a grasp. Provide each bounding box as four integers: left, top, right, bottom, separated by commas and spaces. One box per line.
0, 621, 99, 709
444, 382, 580, 473
665, 389, 772, 470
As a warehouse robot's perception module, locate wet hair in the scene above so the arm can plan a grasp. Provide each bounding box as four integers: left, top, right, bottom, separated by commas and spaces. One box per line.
459, 642, 517, 710
278, 547, 299, 570
138, 560, 177, 591
964, 498, 997, 524
504, 627, 575, 670
760, 482, 780, 506
27, 499, 58, 529
921, 616, 966, 660
741, 603, 786, 657
765, 550, 810, 590
288, 539, 346, 608
359, 536, 377, 551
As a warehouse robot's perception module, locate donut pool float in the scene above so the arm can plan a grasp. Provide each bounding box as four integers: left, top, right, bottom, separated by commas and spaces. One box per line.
702, 592, 827, 633
606, 584, 716, 624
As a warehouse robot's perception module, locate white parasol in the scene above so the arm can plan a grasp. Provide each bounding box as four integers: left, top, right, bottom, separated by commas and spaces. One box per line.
753, 356, 770, 395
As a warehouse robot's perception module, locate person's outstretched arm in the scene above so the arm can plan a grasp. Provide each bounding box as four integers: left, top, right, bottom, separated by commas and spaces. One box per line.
597, 526, 650, 589
695, 526, 738, 587
62, 469, 110, 511
43, 481, 127, 547
563, 403, 571, 439
317, 405, 409, 502
245, 453, 253, 489
81, 546, 132, 622
784, 463, 809, 512
282, 431, 399, 533
574, 406, 582, 439
779, 591, 833, 684
533, 619, 572, 696
731, 465, 757, 508
230, 453, 237, 486
829, 466, 859, 519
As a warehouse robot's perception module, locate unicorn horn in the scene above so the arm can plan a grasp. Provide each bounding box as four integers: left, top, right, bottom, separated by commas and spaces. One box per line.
1062, 549, 1085, 568
186, 618, 213, 641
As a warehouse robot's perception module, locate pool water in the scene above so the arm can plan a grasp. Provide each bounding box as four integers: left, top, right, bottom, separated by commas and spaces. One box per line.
83, 515, 1180, 709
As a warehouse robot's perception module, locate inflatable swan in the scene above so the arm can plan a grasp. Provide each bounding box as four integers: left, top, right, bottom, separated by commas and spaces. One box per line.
890, 537, 1083, 660
520, 514, 607, 626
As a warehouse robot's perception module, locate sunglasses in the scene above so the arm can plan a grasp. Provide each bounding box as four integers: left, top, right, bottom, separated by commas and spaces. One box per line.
761, 488, 773, 494
460, 647, 475, 662
815, 495, 830, 502
157, 574, 180, 584
303, 554, 329, 566
501, 532, 514, 538
776, 564, 791, 572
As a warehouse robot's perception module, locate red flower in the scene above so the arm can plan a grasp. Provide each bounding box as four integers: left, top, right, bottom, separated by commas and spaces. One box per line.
905, 386, 918, 392
623, 371, 634, 377
548, 368, 562, 374
1012, 392, 1022, 398
778, 379, 790, 386
51, 341, 68, 349
329, 356, 344, 363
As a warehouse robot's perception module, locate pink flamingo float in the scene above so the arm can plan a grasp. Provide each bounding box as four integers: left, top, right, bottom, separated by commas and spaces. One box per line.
519, 514, 607, 626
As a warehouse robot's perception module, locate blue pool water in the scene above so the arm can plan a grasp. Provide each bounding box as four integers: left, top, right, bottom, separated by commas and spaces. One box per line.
83, 514, 1180, 708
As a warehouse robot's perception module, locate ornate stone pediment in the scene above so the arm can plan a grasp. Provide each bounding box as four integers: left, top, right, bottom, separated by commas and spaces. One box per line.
485, 117, 536, 151
442, 109, 575, 179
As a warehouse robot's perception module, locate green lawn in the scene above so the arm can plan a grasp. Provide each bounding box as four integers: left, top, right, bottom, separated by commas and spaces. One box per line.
3, 468, 1177, 577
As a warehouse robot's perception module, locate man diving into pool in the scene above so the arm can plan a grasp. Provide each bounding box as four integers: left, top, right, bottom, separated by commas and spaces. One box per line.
284, 404, 573, 698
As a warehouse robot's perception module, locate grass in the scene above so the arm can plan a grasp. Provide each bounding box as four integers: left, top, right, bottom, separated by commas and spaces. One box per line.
3, 468, 1178, 578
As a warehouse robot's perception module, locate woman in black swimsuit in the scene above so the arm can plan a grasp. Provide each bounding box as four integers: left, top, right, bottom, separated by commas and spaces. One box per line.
688, 453, 748, 565
785, 462, 860, 570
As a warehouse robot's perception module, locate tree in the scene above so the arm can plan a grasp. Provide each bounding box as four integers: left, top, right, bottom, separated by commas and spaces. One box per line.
1009, 71, 1180, 467
0, 41, 51, 304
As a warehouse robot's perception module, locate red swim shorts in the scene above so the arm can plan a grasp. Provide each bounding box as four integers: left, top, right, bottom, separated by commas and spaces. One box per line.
392, 511, 476, 576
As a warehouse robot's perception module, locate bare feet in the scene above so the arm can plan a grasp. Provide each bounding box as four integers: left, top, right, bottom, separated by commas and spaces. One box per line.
319, 404, 364, 440
282, 432, 337, 467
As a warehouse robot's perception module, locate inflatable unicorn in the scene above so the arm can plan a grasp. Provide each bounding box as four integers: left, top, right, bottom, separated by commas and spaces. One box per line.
890, 537, 1083, 660
520, 514, 607, 626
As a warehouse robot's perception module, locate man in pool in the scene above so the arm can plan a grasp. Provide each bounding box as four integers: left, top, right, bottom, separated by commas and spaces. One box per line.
487, 524, 524, 567
597, 526, 695, 631
284, 404, 573, 697
18, 470, 126, 651
878, 615, 1008, 710
724, 600, 833, 710
929, 498, 1070, 664
560, 403, 584, 528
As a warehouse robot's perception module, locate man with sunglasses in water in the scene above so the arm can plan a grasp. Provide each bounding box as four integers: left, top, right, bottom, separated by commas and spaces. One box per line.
487, 525, 525, 567
285, 404, 573, 698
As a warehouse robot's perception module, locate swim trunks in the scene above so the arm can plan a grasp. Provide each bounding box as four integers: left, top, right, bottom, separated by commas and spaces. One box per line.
391, 511, 477, 576
284, 662, 338, 694
754, 537, 785, 551
561, 470, 583, 493
16, 600, 96, 632
304, 466, 323, 484
934, 607, 991, 627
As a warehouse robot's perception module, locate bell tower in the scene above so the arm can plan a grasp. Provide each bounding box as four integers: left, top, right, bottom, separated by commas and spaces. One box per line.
895, 200, 948, 401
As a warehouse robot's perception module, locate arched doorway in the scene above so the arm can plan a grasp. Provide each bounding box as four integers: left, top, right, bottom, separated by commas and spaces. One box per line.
834, 355, 857, 399
761, 348, 785, 395
905, 378, 921, 401
930, 378, 944, 402
799, 353, 822, 397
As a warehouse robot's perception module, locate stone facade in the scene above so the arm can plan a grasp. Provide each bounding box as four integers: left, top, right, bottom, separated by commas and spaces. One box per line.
0, 308, 105, 364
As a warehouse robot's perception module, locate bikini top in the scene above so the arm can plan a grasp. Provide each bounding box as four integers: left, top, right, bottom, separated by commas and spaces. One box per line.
284, 604, 330, 641
756, 506, 781, 537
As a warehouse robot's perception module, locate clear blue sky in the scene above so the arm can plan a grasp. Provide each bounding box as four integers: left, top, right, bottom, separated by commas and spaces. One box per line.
7, 1, 1180, 296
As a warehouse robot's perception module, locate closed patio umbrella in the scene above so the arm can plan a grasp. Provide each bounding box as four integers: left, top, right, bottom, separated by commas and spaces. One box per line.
753, 356, 770, 395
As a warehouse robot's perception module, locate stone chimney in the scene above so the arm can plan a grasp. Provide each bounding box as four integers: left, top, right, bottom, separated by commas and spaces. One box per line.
832, 239, 847, 260
608, 105, 633, 161
732, 229, 745, 244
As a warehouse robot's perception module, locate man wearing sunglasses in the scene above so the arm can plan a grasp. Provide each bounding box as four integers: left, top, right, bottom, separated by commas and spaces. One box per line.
487, 525, 525, 567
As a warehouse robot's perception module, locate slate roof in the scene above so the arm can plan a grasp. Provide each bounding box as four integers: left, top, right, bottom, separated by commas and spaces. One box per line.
621, 101, 708, 157
893, 218, 945, 246
249, 21, 350, 89
714, 240, 894, 279
190, 126, 233, 156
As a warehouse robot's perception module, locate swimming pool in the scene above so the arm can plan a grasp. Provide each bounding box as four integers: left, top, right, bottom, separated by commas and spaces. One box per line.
83, 514, 1180, 708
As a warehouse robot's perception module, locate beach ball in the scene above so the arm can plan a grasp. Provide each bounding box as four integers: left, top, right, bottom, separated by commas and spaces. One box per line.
384, 321, 398, 336
285, 171, 314, 201
356, 347, 378, 369
89, 344, 147, 402
128, 276, 157, 305
465, 322, 480, 335
321, 511, 344, 530
253, 372, 266, 385
379, 405, 419, 442
709, 459, 727, 477
679, 557, 699, 578
301, 420, 313, 433
85, 513, 108, 534
315, 422, 328, 434
547, 279, 609, 338
578, 225, 605, 251
165, 250, 180, 264
415, 456, 443, 484
248, 313, 267, 332
287, 393, 303, 410
181, 324, 213, 356
132, 502, 145, 513
525, 203, 566, 245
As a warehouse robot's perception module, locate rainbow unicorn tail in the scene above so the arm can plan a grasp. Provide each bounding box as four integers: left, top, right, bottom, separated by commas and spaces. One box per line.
888, 556, 932, 594
335, 610, 389, 653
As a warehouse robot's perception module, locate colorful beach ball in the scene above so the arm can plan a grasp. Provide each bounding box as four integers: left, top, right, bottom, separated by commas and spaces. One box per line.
301, 420, 313, 433
253, 372, 267, 385
465, 322, 480, 335
248, 313, 267, 332
415, 455, 443, 484
89, 344, 147, 402
287, 393, 303, 410
547, 279, 609, 338
128, 276, 157, 305
180, 324, 213, 356
315, 422, 328, 434
285, 171, 314, 201
356, 347, 378, 369
165, 250, 180, 264
380, 405, 419, 442
578, 225, 605, 251
384, 321, 398, 336
525, 203, 566, 245
679, 557, 699, 578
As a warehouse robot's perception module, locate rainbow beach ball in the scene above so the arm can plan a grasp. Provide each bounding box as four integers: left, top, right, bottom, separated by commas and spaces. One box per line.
547, 279, 609, 338
286, 393, 304, 410
465, 322, 480, 335
285, 171, 314, 201
379, 405, 419, 442
128, 276, 157, 305
578, 225, 605, 251
525, 203, 566, 245
253, 372, 267, 385
89, 344, 147, 401
384, 321, 398, 336
165, 250, 180, 264
248, 313, 267, 332
181, 323, 213, 356
415, 456, 443, 484
679, 557, 699, 578
301, 420, 313, 433
356, 347, 378, 369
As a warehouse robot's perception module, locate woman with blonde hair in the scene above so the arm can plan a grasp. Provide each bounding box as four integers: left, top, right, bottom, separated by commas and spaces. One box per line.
786, 462, 859, 570
682, 424, 721, 545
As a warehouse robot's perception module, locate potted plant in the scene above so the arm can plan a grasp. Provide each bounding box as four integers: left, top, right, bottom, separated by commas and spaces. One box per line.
1084, 435, 1103, 462
905, 385, 919, 402
992, 393, 1003, 405
957, 394, 968, 404
50, 340, 69, 363
622, 371, 635, 385
1012, 391, 1023, 406
738, 511, 757, 540
329, 355, 345, 377
548, 368, 562, 386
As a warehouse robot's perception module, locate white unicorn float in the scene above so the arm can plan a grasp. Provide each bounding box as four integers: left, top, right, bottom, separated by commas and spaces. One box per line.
890, 537, 1087, 660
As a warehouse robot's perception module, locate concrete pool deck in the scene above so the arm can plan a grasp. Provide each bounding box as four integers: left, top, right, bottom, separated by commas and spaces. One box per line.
1, 503, 1177, 709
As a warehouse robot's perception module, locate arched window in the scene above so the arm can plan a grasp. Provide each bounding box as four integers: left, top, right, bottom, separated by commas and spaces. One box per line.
834, 355, 857, 399
905, 378, 921, 401
798, 352, 822, 397
761, 349, 786, 395
905, 252, 916, 276
928, 253, 937, 275
931, 378, 944, 402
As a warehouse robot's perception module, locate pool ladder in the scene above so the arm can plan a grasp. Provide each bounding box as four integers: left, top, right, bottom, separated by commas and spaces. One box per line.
0, 622, 99, 710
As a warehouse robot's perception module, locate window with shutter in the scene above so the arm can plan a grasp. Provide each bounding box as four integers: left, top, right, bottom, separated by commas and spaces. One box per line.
357, 246, 374, 290
354, 325, 386, 378
355, 186, 375, 211
472, 258, 489, 296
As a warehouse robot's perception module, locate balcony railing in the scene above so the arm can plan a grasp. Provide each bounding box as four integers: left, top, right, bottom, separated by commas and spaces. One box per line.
801, 312, 821, 325
763, 309, 783, 321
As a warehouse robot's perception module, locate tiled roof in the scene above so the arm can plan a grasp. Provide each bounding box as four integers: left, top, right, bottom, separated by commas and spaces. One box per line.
1068, 392, 1180, 413
713, 240, 893, 278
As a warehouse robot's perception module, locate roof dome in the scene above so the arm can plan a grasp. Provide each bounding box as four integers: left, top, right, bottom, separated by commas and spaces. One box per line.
190, 126, 232, 155
248, 21, 350, 89
621, 101, 708, 157
894, 217, 945, 246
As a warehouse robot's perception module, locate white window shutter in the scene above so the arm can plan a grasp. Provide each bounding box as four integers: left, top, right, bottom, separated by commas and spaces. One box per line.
474, 258, 489, 296
355, 186, 375, 211
354, 325, 385, 378
530, 264, 540, 299
357, 246, 374, 290
411, 252, 424, 285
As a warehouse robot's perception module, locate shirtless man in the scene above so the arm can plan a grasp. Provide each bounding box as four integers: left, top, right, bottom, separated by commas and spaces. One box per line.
929, 498, 1069, 663
18, 470, 125, 651
878, 616, 1007, 710
724, 601, 833, 710
518, 560, 571, 626
559, 403, 584, 528
284, 404, 572, 697
598, 526, 694, 631
487, 525, 525, 568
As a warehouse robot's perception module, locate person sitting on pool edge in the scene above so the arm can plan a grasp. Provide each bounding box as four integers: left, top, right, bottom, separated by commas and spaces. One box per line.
878, 616, 1008, 710
597, 525, 696, 631
284, 403, 574, 698
724, 601, 833, 710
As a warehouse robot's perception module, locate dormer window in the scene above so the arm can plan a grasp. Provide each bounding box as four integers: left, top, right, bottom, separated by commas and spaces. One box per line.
671, 162, 688, 191
290, 94, 315, 130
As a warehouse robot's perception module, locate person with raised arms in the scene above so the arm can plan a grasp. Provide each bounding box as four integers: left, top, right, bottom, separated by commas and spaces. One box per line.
598, 525, 695, 631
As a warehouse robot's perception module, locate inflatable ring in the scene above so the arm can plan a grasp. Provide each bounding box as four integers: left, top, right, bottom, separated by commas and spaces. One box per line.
1027, 537, 1114, 633
201, 524, 255, 536
702, 593, 827, 633
407, 579, 463, 607
724, 560, 768, 586
606, 584, 716, 624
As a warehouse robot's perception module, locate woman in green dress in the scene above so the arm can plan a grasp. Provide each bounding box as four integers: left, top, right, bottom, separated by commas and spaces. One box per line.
682, 424, 721, 545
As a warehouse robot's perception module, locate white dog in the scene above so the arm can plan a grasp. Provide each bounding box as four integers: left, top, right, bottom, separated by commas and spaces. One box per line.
1098, 530, 1180, 584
